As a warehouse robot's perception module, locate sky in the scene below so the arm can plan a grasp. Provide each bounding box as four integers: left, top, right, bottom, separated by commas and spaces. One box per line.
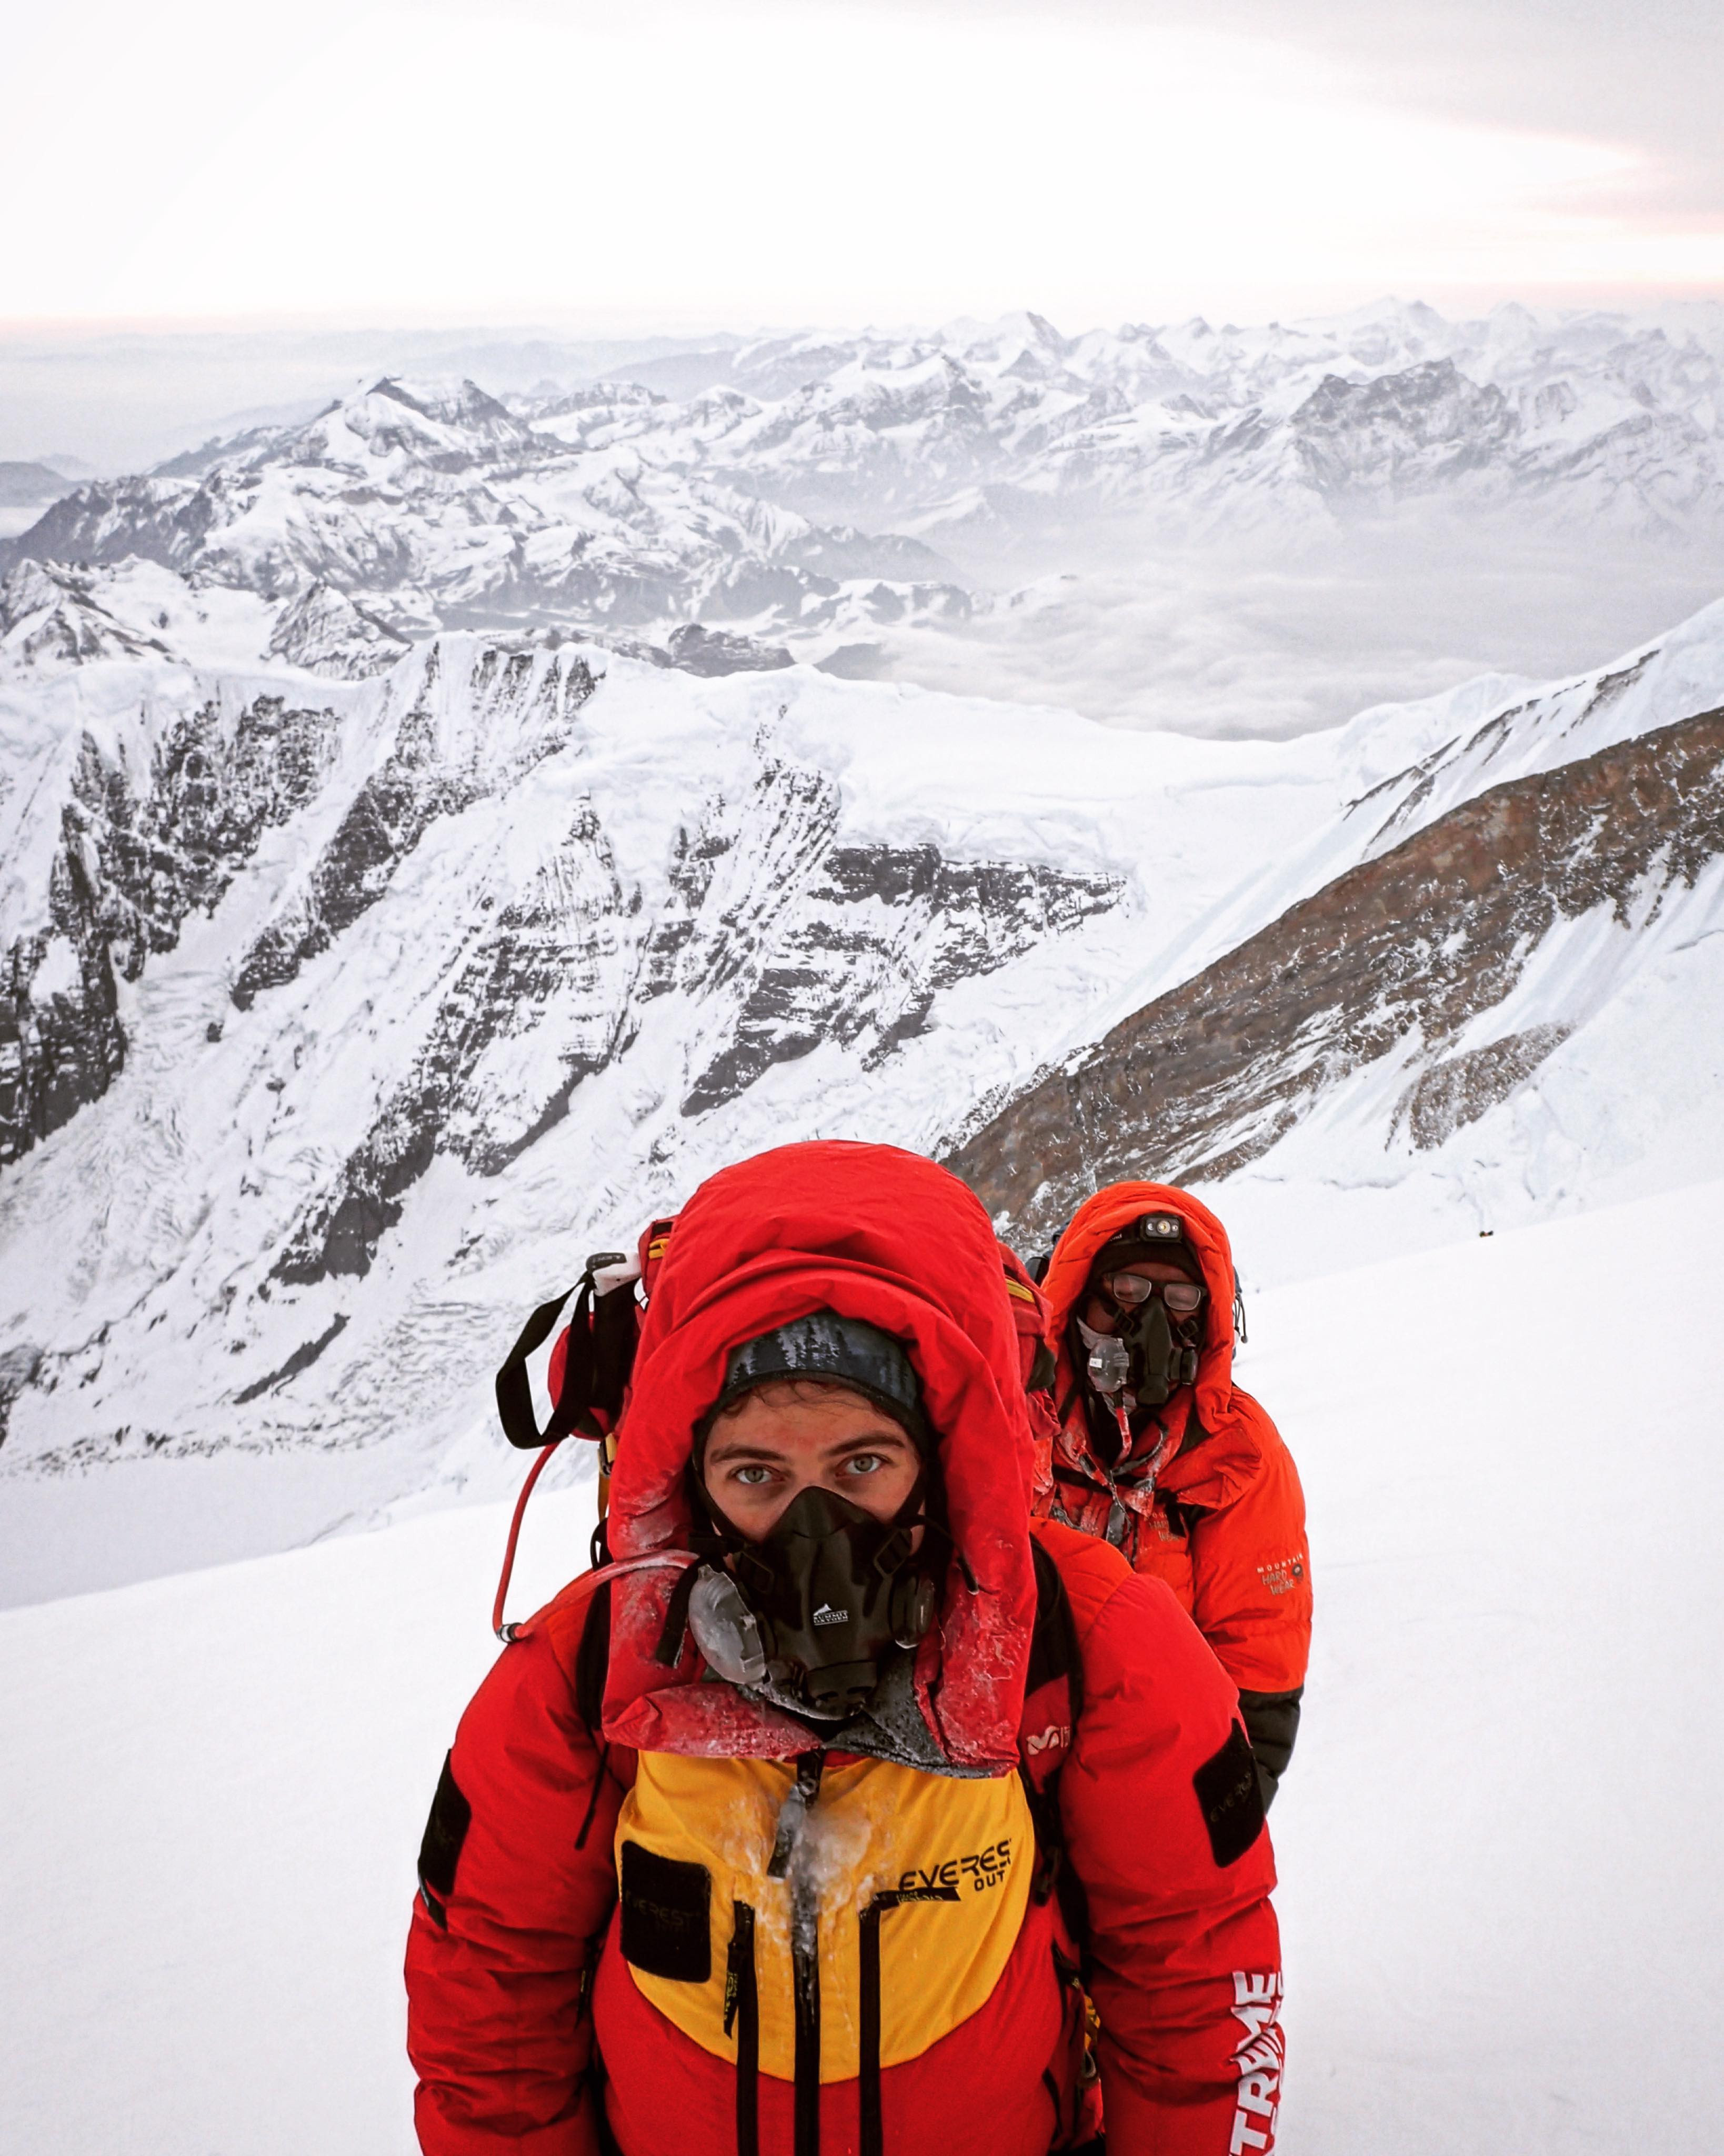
3, 0, 1721, 333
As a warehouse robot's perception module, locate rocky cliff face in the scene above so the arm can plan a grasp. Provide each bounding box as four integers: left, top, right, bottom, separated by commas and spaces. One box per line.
0, 635, 1140, 1488
1, 689, 343, 1165
946, 704, 1724, 1241
230, 642, 598, 1010
271, 736, 1120, 1285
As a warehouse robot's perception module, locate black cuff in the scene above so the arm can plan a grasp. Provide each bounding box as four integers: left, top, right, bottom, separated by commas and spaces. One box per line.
1238, 1685, 1304, 1804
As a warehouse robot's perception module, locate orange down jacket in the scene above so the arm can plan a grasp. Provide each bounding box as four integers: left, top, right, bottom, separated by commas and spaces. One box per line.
1034, 1184, 1311, 1704
405, 1143, 1284, 2156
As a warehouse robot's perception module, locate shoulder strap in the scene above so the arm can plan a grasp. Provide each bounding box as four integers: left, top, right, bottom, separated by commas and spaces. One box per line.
495, 1256, 642, 1451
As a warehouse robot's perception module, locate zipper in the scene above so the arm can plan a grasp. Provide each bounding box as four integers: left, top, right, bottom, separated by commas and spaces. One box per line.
726, 1901, 758, 2156
765, 1751, 827, 2156
858, 1880, 961, 2156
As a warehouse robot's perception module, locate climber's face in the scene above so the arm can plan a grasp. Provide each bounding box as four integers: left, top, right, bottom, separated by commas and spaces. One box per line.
702, 1380, 921, 1540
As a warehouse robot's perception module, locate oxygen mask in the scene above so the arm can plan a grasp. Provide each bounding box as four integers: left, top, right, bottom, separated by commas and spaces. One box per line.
1079, 1265, 1206, 1418
687, 1481, 939, 1720
1112, 1293, 1200, 1407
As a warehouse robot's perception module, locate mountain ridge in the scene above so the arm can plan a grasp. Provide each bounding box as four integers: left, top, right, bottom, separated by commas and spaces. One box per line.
7, 302, 1724, 707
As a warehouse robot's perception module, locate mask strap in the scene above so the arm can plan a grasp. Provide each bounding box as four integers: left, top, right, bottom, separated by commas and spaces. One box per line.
653, 1559, 704, 1668
871, 1466, 946, 1579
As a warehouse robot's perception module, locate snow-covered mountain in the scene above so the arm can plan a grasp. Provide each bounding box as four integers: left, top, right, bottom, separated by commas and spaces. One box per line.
7, 301, 1724, 712
0, 375, 969, 683
3, 583, 1723, 1602
615, 300, 1724, 545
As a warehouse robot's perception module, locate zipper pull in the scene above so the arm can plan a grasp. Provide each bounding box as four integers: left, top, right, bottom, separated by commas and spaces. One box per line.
767, 1749, 826, 1880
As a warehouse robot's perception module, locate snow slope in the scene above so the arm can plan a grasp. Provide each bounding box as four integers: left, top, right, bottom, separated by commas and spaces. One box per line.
4, 1177, 1720, 2154
952, 610, 1724, 1280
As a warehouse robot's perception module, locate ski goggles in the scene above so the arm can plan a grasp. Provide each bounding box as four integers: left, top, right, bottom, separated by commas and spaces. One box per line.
1099, 1271, 1205, 1314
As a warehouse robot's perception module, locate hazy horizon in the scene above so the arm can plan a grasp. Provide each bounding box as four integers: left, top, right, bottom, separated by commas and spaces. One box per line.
6, 0, 1721, 328
5, 291, 1724, 472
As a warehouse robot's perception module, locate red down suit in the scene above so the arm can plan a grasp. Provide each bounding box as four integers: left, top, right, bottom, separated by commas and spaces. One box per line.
405, 1142, 1284, 2156
1033, 1184, 1310, 1796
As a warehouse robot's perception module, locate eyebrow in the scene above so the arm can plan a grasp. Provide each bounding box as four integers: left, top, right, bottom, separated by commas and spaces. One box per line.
703, 1439, 793, 1466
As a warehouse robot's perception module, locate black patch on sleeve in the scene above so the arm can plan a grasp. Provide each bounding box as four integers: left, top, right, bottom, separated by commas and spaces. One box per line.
575, 1580, 613, 1733
1193, 1723, 1266, 1868
417, 1753, 473, 1922
620, 1841, 712, 1982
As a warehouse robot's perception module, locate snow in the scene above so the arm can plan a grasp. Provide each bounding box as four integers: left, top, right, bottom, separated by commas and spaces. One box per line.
0, 1459, 597, 2156
4, 1177, 1720, 2153
1264, 1176, 1724, 2153
5, 596, 1724, 1601
22, 930, 80, 1001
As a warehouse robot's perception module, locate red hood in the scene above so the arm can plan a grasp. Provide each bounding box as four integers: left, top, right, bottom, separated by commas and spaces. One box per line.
601, 1141, 1038, 1774
1041, 1181, 1239, 1430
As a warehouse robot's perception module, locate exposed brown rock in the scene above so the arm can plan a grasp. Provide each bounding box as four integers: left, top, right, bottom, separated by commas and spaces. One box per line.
1394, 1024, 1572, 1152
945, 705, 1724, 1242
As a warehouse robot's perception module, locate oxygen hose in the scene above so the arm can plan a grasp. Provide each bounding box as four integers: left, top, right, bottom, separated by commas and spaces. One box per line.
491, 1441, 703, 1642
492, 1439, 565, 1640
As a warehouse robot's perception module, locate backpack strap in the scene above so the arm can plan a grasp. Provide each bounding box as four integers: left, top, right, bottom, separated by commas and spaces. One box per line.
572, 1579, 617, 1855
495, 1256, 641, 1451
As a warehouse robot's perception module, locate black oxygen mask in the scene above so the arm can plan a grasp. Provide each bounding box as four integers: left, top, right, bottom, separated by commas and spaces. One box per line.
1113, 1294, 1200, 1407
1077, 1290, 1201, 1423
687, 1480, 939, 1720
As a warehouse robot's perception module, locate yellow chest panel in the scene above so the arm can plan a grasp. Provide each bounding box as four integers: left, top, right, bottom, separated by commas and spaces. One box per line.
615, 1750, 1034, 2083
